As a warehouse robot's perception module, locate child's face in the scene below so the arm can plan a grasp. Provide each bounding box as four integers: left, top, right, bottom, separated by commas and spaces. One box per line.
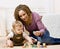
14, 24, 23, 34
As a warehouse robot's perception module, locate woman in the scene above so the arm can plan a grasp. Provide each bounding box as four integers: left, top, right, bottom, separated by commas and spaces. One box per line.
14, 4, 60, 45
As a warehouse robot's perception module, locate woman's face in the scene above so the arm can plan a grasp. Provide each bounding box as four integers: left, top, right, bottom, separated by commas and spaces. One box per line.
19, 10, 29, 22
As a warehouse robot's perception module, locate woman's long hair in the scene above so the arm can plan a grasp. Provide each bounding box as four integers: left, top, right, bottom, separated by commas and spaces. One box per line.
14, 4, 32, 25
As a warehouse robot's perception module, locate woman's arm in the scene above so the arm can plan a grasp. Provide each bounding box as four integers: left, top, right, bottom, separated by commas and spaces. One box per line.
34, 20, 45, 36
34, 13, 46, 36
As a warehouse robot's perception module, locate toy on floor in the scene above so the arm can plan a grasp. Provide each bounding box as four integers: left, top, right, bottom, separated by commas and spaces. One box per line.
31, 37, 47, 48
22, 42, 47, 48
22, 37, 47, 48
42, 43, 47, 48
22, 41, 40, 48
23, 43, 37, 48
22, 42, 32, 48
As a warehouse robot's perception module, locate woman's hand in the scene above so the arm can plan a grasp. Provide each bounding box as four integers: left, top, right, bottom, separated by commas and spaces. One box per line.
33, 31, 44, 36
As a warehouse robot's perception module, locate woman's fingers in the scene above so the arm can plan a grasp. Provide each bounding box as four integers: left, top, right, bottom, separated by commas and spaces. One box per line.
33, 31, 40, 36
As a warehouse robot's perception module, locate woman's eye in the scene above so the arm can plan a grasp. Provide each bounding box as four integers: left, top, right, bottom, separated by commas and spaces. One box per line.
19, 16, 22, 17
23, 14, 25, 16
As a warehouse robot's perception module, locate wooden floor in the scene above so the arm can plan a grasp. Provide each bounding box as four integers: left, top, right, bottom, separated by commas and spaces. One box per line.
0, 37, 60, 49
0, 45, 60, 49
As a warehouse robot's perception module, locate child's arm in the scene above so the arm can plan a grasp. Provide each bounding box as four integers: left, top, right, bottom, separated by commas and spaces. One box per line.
23, 32, 33, 44
3, 32, 14, 47
5, 32, 14, 45
6, 31, 14, 40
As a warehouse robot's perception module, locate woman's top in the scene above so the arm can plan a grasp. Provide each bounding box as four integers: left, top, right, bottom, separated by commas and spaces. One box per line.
24, 12, 46, 33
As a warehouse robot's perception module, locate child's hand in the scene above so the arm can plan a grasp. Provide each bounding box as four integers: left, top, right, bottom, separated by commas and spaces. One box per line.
3, 43, 8, 48
31, 37, 37, 43
37, 41, 40, 48
25, 35, 33, 44
29, 41, 33, 44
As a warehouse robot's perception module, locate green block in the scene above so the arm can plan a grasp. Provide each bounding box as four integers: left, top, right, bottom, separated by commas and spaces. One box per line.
32, 44, 37, 48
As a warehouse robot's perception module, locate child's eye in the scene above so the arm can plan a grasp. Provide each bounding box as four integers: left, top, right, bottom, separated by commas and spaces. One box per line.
18, 29, 20, 31
19, 25, 22, 27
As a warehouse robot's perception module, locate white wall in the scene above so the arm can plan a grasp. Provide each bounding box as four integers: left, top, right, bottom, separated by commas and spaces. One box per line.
0, 0, 60, 38
42, 14, 60, 38
0, 8, 6, 36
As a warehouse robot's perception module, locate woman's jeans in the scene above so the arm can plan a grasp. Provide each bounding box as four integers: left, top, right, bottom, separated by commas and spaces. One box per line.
29, 29, 60, 45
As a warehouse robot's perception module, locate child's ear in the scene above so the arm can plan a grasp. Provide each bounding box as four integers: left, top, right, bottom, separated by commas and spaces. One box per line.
11, 29, 15, 33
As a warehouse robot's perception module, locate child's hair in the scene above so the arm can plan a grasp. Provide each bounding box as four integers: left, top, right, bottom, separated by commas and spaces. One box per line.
12, 21, 23, 29
12, 21, 29, 35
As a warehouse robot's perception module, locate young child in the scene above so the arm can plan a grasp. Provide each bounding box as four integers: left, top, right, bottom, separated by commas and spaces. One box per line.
5, 21, 33, 47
